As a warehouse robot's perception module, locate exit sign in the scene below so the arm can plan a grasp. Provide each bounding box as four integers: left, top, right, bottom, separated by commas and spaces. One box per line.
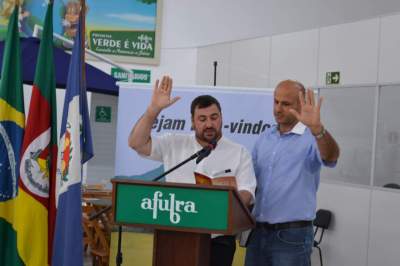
111, 68, 151, 83
326, 72, 340, 85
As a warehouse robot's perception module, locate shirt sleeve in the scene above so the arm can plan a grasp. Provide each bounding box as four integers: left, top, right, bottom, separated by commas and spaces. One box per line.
236, 146, 257, 201
140, 133, 173, 162
310, 140, 337, 169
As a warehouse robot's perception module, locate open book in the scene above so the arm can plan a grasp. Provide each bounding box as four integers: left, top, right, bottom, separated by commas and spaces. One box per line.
194, 171, 237, 188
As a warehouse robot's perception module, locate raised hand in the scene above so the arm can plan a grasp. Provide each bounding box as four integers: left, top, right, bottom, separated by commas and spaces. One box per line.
289, 89, 323, 134
148, 76, 180, 114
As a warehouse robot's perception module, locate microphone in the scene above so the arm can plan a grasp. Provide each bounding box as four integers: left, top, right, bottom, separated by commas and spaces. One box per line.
196, 139, 217, 164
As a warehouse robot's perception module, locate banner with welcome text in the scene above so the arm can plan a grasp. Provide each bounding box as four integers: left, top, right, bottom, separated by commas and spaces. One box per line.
115, 84, 275, 179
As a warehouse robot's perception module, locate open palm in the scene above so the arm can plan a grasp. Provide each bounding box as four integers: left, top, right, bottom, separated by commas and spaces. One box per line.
150, 76, 180, 111
289, 89, 323, 132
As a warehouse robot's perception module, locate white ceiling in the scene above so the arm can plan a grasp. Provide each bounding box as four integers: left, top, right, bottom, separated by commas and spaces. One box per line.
161, 0, 400, 48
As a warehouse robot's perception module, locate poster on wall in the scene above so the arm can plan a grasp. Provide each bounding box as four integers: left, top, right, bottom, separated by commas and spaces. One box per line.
0, 0, 162, 65
114, 84, 275, 180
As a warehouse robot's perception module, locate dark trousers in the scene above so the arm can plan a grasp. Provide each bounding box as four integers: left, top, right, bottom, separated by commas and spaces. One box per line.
211, 235, 236, 266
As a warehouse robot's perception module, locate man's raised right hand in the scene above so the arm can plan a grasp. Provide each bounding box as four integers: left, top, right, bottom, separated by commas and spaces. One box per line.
148, 75, 180, 116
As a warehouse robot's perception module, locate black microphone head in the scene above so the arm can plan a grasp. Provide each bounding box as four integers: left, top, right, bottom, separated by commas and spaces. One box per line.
196, 139, 217, 164
209, 139, 217, 150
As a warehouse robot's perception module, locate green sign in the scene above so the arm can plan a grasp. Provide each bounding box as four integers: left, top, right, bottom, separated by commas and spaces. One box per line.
326, 71, 340, 85
95, 106, 112, 123
111, 68, 151, 83
90, 31, 155, 58
115, 183, 229, 230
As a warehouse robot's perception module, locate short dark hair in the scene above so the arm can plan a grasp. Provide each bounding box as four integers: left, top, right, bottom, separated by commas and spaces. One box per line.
190, 95, 221, 117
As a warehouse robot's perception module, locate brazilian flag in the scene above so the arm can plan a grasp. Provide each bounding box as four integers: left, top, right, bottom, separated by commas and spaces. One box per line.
0, 5, 25, 266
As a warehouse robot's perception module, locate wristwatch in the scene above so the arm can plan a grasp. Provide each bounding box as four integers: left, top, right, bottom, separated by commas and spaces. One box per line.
313, 126, 326, 139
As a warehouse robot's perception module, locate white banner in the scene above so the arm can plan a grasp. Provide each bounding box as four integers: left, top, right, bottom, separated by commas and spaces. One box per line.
115, 84, 275, 179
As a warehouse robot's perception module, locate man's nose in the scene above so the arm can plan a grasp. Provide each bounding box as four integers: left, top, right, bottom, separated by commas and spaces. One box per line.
205, 119, 213, 127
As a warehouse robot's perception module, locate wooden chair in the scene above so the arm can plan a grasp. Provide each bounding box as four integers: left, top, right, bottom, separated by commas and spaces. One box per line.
82, 194, 112, 266
90, 216, 110, 266
82, 205, 94, 254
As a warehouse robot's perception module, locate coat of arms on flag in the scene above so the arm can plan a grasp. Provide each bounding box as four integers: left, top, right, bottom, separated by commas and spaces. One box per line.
60, 123, 73, 184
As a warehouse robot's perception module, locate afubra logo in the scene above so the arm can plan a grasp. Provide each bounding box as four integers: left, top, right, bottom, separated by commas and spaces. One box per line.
140, 191, 198, 224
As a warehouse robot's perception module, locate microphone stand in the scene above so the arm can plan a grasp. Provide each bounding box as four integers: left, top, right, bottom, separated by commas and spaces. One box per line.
152, 153, 198, 182
152, 139, 217, 182
213, 61, 218, 86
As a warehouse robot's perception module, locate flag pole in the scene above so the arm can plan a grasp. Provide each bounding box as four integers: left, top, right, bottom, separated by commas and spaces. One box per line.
80, 0, 86, 90
78, 2, 119, 265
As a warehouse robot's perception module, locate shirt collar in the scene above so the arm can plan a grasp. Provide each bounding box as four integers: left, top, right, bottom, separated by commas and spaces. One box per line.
290, 122, 306, 135
272, 122, 307, 135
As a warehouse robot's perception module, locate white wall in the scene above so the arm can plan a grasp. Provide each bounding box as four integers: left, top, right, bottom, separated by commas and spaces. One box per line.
194, 12, 400, 266
314, 183, 371, 266
367, 189, 400, 266
86, 93, 118, 187
88, 47, 198, 86
270, 29, 319, 87
196, 42, 231, 86
197, 13, 400, 88
318, 18, 380, 86
378, 14, 400, 83
162, 0, 400, 48
230, 37, 270, 88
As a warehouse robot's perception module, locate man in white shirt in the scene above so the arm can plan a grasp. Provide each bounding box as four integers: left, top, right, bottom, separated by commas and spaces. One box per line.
128, 75, 256, 266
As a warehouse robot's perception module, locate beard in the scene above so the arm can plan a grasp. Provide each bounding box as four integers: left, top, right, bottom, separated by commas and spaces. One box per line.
195, 127, 221, 143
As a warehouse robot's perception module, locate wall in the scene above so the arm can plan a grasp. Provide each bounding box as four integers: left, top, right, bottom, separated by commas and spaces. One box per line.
162, 0, 400, 48
195, 13, 400, 266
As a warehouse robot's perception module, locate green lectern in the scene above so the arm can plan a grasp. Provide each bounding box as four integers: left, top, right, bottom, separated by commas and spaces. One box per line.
111, 178, 255, 266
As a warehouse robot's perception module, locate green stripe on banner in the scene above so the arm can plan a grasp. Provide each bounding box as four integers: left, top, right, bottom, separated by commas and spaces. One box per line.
0, 219, 24, 266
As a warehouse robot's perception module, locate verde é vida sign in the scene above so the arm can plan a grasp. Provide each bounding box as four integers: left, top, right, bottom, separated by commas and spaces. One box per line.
115, 183, 229, 230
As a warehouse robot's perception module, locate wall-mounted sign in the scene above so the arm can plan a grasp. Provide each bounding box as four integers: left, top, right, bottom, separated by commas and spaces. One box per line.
0, 0, 162, 65
111, 67, 151, 83
95, 106, 111, 123
326, 71, 340, 85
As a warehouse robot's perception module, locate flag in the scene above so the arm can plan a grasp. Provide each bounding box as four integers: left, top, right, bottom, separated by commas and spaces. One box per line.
52, 9, 94, 266
14, 3, 57, 265
0, 5, 25, 266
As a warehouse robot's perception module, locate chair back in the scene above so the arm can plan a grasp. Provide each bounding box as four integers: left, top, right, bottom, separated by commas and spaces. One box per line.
383, 183, 400, 189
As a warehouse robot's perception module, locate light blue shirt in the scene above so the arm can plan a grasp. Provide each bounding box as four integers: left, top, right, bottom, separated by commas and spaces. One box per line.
252, 122, 335, 223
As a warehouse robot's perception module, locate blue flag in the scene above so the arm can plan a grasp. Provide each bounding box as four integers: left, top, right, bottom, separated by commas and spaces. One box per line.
52, 14, 93, 266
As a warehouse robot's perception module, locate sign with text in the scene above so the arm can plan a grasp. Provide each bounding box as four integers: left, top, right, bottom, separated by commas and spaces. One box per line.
90, 31, 155, 58
111, 68, 151, 83
115, 84, 275, 178
0, 0, 162, 65
115, 182, 229, 230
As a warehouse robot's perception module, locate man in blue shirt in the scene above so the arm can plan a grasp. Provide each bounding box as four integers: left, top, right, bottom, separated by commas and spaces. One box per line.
245, 80, 340, 266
